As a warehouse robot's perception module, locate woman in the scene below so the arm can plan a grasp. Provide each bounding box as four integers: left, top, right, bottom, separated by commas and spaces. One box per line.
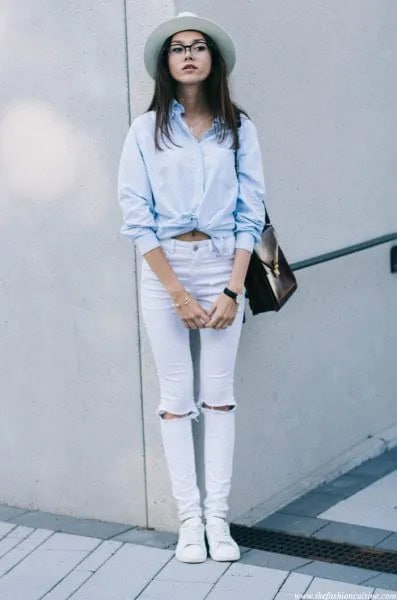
118, 11, 266, 563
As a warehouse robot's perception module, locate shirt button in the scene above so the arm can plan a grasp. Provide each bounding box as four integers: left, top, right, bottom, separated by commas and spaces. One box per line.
193, 244, 199, 251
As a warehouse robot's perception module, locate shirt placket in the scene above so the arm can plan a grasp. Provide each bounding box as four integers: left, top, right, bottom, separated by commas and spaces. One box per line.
176, 112, 213, 225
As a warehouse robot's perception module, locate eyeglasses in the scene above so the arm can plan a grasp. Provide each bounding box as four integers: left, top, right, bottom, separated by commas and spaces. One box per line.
166, 41, 210, 57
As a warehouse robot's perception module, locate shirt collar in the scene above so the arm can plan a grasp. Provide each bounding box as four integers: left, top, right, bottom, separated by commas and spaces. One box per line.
170, 98, 222, 128
171, 98, 185, 116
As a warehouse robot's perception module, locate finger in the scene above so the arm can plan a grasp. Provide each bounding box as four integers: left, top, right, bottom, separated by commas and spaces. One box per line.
200, 313, 211, 326
207, 304, 217, 317
199, 312, 211, 324
211, 317, 222, 329
219, 317, 229, 329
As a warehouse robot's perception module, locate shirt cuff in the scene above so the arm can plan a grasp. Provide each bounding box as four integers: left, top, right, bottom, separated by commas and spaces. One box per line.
135, 231, 161, 255
235, 231, 256, 253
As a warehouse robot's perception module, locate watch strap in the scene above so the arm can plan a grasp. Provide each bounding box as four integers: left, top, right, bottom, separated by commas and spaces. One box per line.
223, 287, 238, 301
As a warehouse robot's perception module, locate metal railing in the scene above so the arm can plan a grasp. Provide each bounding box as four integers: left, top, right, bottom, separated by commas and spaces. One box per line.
290, 233, 397, 271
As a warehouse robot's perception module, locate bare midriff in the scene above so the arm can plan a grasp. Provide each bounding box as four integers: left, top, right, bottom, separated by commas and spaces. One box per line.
171, 229, 211, 241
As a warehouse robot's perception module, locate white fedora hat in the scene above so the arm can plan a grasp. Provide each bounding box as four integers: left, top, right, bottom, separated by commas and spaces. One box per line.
143, 11, 236, 79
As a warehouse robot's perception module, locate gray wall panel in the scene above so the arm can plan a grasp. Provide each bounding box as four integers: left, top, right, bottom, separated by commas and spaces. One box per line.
0, 1, 146, 525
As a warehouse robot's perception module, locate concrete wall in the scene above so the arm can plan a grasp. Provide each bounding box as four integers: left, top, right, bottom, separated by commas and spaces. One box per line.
0, 1, 146, 525
1, 0, 396, 531
136, 0, 397, 530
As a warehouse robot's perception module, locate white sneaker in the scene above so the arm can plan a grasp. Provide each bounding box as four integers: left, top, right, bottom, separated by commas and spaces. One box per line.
175, 516, 207, 563
205, 516, 240, 561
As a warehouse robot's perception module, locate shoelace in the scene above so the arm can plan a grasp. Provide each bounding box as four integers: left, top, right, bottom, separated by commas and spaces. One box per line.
207, 519, 234, 545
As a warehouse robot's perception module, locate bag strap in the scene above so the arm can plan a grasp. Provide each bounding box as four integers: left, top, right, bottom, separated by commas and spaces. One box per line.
234, 117, 271, 230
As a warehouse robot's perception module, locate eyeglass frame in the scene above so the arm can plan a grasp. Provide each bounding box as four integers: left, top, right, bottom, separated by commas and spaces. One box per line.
164, 40, 212, 57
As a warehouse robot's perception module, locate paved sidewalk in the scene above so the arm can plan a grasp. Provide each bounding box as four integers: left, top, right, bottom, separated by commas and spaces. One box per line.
0, 447, 396, 598
0, 519, 395, 600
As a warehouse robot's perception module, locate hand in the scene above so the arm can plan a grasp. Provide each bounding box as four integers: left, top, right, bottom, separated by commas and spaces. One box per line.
171, 289, 211, 329
205, 292, 238, 330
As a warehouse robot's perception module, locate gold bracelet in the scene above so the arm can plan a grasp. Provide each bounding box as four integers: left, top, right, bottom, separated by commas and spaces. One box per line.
173, 293, 192, 309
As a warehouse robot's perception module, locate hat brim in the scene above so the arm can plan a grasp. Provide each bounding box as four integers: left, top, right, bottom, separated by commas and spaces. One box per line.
143, 14, 236, 79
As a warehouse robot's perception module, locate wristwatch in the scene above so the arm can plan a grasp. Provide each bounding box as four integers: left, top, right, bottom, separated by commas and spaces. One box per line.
223, 286, 243, 304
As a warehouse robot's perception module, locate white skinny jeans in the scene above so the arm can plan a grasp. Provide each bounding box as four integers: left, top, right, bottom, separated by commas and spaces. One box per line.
140, 236, 246, 420
140, 236, 246, 521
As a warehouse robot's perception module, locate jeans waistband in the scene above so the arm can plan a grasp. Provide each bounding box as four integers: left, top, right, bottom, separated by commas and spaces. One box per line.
160, 236, 235, 256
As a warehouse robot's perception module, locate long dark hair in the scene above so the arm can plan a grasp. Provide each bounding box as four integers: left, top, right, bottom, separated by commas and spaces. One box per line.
145, 31, 250, 151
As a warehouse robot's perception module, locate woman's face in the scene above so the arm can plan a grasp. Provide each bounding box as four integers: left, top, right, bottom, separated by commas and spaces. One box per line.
167, 30, 212, 84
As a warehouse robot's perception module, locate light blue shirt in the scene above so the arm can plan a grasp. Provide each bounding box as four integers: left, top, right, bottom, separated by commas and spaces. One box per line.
117, 98, 266, 255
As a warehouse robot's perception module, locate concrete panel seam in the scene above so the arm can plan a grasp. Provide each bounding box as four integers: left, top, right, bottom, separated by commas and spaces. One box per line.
123, 0, 149, 527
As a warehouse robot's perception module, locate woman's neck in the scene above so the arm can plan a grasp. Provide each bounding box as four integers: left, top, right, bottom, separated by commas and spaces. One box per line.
176, 87, 210, 117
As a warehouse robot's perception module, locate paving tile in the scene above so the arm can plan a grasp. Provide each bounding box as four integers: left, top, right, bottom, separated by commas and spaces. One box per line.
320, 506, 397, 534
114, 527, 177, 548
324, 473, 376, 493
40, 532, 101, 551
206, 562, 288, 599
361, 572, 397, 592
74, 540, 122, 572
0, 535, 93, 599
376, 532, 397, 552
39, 570, 93, 600
43, 541, 123, 600
255, 512, 330, 536
155, 556, 228, 583
319, 473, 397, 532
374, 588, 397, 598
0, 522, 17, 538
315, 483, 361, 499
346, 471, 397, 503
138, 579, 212, 599
240, 548, 311, 571
349, 455, 397, 478
68, 544, 173, 599
277, 571, 313, 593
313, 521, 392, 546
2, 525, 34, 539
0, 505, 29, 522
0, 528, 54, 576
279, 491, 341, 517
11, 510, 132, 539
238, 545, 252, 555
306, 576, 376, 593
0, 526, 35, 558
293, 560, 381, 585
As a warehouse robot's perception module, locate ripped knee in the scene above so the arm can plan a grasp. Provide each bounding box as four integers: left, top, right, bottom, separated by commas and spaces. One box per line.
202, 403, 234, 411
160, 411, 192, 420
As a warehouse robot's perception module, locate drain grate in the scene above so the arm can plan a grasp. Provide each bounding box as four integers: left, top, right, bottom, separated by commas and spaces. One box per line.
230, 524, 397, 574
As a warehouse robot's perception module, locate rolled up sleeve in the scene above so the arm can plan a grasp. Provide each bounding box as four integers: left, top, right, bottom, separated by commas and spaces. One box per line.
117, 123, 160, 256
234, 116, 266, 252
